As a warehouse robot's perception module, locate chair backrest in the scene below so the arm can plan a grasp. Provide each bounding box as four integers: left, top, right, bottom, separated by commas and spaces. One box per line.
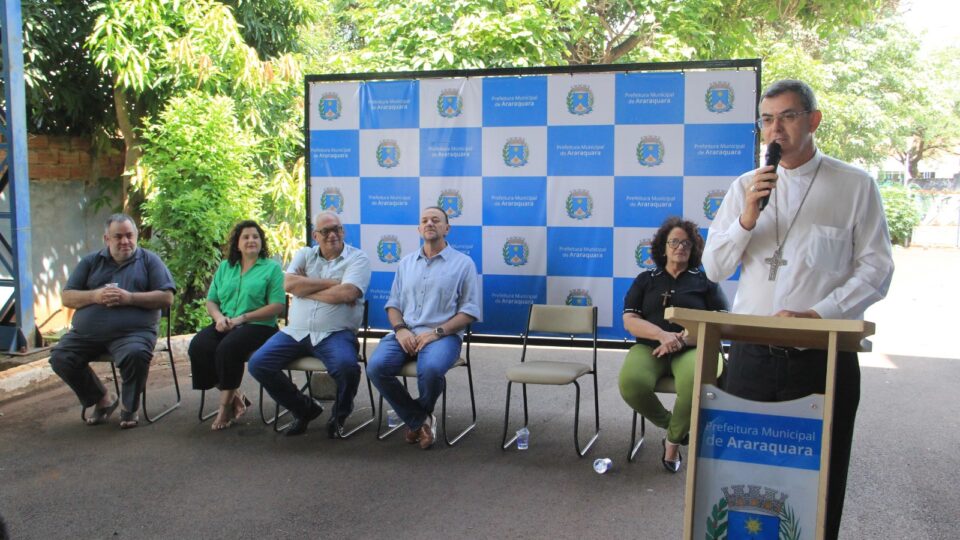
521, 304, 598, 372
526, 304, 597, 336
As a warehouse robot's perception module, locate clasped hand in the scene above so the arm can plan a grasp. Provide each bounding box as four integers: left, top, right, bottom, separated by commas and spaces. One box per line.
396, 328, 441, 355
96, 285, 131, 308
652, 330, 686, 358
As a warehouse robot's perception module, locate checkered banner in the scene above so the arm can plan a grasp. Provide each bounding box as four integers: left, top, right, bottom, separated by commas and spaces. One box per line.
306, 63, 758, 339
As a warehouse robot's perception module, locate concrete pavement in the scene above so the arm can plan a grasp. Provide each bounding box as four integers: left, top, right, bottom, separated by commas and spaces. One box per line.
1, 246, 958, 539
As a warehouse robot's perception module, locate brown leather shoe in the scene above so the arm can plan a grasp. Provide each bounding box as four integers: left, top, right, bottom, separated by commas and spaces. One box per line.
404, 427, 420, 444
418, 415, 437, 450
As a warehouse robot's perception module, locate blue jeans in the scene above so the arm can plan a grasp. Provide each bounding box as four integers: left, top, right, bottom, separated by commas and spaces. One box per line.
366, 333, 462, 430
248, 330, 360, 420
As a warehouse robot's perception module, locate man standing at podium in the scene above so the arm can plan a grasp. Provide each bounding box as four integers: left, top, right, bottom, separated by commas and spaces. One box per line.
703, 79, 895, 539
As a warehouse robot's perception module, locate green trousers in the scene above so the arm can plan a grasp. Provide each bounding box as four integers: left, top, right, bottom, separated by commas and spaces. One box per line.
618, 343, 704, 445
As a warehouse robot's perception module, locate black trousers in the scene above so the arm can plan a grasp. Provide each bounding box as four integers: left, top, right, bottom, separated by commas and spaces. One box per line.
49, 331, 157, 413
725, 343, 860, 540
188, 323, 277, 391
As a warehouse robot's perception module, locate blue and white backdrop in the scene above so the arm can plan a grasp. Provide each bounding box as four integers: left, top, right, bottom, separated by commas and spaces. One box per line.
306, 63, 759, 340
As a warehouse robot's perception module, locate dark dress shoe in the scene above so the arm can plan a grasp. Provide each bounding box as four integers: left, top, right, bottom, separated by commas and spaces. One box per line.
404, 427, 420, 444
284, 399, 324, 437
326, 416, 346, 439
661, 438, 682, 473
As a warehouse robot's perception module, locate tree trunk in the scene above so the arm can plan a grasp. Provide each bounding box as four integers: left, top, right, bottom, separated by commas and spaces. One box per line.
113, 83, 146, 228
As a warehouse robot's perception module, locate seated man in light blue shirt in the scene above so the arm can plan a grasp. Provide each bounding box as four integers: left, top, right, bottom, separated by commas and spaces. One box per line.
367, 206, 481, 449
248, 211, 371, 437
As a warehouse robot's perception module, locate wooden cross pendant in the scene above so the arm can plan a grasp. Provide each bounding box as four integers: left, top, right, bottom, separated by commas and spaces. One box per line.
764, 249, 787, 280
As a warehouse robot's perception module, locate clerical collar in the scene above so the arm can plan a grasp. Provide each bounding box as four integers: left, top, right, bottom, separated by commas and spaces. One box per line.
779, 149, 823, 179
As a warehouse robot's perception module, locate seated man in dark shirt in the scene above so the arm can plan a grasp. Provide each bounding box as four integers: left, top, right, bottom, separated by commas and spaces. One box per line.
49, 214, 176, 429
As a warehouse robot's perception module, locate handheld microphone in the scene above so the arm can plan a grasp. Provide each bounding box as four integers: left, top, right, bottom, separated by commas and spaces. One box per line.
758, 142, 781, 211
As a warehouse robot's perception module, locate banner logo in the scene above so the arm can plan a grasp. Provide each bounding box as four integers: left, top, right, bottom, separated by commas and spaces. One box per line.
438, 189, 464, 219
565, 189, 593, 220
705, 485, 800, 540
703, 190, 726, 220
706, 81, 734, 113
637, 136, 664, 167
566, 85, 594, 116
565, 289, 593, 307
376, 139, 400, 168
320, 187, 344, 214
377, 235, 401, 263
503, 137, 529, 168
319, 92, 342, 121
502, 237, 530, 267
634, 239, 655, 270
437, 89, 463, 118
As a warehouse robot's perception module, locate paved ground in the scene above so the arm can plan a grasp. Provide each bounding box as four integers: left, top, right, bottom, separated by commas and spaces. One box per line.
1, 247, 958, 539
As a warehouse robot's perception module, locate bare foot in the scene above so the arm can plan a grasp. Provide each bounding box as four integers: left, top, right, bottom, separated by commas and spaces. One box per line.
211, 405, 234, 431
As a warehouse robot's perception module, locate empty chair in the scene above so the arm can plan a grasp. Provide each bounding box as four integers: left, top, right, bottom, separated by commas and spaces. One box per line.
501, 304, 599, 456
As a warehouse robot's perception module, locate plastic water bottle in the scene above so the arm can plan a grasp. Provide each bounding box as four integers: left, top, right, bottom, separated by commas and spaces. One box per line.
593, 458, 613, 474
516, 427, 530, 450
386, 409, 400, 428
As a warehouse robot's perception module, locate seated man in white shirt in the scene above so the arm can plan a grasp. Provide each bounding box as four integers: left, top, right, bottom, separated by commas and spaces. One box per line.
248, 211, 371, 437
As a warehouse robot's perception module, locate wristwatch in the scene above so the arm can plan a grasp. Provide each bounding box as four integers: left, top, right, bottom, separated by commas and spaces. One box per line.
434, 326, 446, 337
392, 323, 409, 332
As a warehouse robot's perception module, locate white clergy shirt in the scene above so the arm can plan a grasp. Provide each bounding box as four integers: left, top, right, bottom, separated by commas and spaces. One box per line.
702, 150, 895, 320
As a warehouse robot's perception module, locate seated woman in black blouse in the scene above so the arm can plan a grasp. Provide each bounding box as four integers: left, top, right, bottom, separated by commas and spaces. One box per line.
618, 216, 728, 472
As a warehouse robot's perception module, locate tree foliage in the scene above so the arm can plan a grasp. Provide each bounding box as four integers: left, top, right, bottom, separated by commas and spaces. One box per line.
19, 0, 113, 134
139, 92, 260, 330
310, 0, 891, 73
879, 183, 921, 246
760, 14, 960, 177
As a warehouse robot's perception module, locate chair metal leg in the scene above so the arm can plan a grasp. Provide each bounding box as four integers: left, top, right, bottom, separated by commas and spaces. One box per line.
376, 376, 411, 440
442, 363, 477, 446
376, 394, 405, 440
260, 371, 293, 427
501, 381, 517, 449
142, 353, 181, 423
275, 374, 311, 432
198, 389, 218, 422
501, 381, 531, 450
338, 370, 376, 439
629, 410, 645, 462
572, 380, 600, 457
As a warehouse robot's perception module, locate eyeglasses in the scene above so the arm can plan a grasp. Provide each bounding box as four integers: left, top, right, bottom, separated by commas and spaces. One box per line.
316, 226, 343, 237
667, 239, 692, 250
756, 110, 810, 129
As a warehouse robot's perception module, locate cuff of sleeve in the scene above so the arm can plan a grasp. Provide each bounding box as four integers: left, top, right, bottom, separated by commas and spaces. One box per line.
731, 217, 753, 245
810, 300, 840, 321
458, 304, 481, 321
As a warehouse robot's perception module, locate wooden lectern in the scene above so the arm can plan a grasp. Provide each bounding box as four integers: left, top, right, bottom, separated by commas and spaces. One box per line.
664, 307, 875, 540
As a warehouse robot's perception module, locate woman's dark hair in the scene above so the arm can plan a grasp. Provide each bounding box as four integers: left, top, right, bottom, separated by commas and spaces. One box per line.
227, 220, 270, 266
650, 216, 704, 270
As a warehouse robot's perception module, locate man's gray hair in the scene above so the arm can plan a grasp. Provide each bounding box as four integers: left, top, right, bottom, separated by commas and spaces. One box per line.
313, 210, 342, 228
104, 213, 137, 233
761, 79, 818, 112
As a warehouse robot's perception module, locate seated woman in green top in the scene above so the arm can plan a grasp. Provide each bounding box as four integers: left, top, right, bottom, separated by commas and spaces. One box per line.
188, 220, 286, 430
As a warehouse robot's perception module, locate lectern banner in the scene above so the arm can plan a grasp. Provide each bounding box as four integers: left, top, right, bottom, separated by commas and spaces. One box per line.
693, 385, 823, 540
306, 64, 759, 336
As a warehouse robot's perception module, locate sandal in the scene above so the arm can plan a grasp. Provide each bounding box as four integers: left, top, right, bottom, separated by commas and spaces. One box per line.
119, 410, 139, 430
85, 396, 119, 426
232, 392, 252, 420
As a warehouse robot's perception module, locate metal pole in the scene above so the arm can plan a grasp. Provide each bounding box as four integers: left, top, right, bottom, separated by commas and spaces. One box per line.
1, 0, 36, 351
